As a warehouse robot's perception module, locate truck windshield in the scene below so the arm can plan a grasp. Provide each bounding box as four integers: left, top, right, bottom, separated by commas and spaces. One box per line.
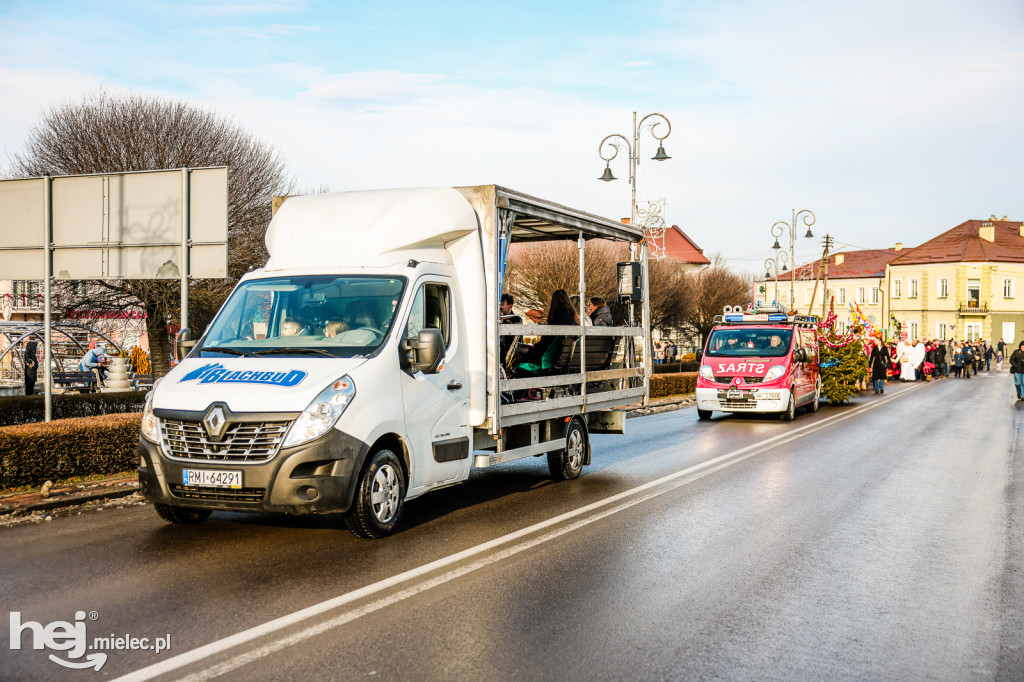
705, 328, 793, 357
197, 275, 407, 359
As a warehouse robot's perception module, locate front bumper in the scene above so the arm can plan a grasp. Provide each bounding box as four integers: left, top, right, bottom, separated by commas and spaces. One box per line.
695, 386, 789, 413
139, 427, 371, 515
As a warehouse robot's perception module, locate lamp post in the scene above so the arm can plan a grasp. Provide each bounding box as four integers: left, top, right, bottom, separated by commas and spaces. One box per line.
597, 112, 671, 385
764, 252, 789, 304
770, 209, 815, 310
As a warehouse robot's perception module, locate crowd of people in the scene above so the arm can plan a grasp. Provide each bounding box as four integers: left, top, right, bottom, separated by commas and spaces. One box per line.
866, 336, 1013, 394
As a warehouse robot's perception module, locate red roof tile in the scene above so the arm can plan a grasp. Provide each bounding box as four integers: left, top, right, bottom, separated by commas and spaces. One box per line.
662, 226, 711, 265
766, 248, 902, 282
889, 219, 1024, 265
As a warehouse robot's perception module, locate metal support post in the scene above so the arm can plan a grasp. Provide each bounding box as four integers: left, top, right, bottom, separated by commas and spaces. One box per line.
180, 168, 190, 332
43, 176, 53, 422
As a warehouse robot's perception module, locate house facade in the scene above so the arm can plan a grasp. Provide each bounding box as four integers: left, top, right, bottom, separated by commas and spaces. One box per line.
886, 218, 1024, 344
758, 248, 903, 333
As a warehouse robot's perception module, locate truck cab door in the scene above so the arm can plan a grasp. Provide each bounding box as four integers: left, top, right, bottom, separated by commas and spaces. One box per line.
400, 278, 470, 495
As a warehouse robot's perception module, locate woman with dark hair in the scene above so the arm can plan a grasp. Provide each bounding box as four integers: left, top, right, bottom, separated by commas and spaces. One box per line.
23, 341, 38, 396
517, 289, 579, 374
547, 289, 579, 326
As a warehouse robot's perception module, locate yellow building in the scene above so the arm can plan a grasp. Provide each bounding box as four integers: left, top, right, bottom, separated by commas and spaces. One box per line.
886, 217, 1024, 344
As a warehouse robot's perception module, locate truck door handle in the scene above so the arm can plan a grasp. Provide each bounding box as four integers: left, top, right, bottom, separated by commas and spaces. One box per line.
447, 381, 462, 391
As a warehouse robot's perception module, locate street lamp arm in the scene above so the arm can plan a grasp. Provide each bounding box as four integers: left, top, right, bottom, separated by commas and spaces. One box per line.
794, 209, 816, 229
598, 134, 632, 163
770, 221, 790, 239
637, 113, 671, 142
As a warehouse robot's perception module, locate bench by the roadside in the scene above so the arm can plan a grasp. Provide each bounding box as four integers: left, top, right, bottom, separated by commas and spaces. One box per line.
51, 370, 100, 393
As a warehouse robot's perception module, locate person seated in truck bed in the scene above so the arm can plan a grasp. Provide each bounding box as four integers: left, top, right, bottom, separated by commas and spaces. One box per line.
516, 289, 579, 374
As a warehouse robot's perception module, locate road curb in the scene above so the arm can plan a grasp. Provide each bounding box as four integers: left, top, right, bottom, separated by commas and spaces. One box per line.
0, 484, 139, 516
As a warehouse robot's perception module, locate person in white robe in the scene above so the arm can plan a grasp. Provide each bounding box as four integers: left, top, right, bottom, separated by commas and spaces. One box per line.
898, 339, 916, 381
911, 339, 927, 380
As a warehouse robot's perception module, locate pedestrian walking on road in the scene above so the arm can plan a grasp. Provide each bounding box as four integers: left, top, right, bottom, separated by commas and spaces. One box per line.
962, 343, 974, 379
997, 350, 1004, 372
1011, 341, 1024, 400
953, 344, 964, 378
869, 338, 888, 393
984, 342, 994, 371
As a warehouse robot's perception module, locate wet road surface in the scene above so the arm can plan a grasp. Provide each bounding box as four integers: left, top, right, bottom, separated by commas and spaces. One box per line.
3, 371, 1023, 680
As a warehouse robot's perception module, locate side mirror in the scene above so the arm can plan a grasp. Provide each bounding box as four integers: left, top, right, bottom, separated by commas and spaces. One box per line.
794, 347, 808, 363
175, 328, 196, 362
400, 329, 445, 374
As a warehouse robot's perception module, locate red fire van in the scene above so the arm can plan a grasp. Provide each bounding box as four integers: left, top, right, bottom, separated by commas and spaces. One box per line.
695, 305, 821, 421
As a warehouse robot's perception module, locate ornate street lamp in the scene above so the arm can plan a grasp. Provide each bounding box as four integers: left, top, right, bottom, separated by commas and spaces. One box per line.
597, 112, 672, 229
596, 112, 671, 382
770, 209, 815, 309
764, 251, 789, 304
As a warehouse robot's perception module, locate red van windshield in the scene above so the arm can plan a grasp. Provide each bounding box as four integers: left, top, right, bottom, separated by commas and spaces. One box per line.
705, 328, 793, 357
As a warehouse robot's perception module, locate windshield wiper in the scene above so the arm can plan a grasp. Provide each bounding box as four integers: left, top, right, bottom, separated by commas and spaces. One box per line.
202, 346, 257, 357
252, 348, 336, 357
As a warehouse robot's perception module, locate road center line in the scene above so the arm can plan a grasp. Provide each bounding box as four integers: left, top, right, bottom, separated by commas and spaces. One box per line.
114, 384, 926, 682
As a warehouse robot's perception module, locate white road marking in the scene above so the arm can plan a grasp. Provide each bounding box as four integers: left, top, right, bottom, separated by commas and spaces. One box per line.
113, 384, 927, 682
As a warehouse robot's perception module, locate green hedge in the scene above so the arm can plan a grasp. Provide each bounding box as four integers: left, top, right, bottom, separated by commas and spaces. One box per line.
0, 413, 142, 489
652, 361, 700, 374
0, 392, 148, 427
650, 372, 698, 398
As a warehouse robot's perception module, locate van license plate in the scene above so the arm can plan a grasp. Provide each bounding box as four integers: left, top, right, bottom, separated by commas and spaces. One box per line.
183, 469, 242, 488
726, 388, 743, 400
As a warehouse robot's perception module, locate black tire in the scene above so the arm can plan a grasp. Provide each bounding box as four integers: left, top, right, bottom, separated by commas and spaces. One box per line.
809, 380, 821, 413
548, 419, 586, 481
344, 449, 405, 539
697, 408, 713, 420
153, 503, 211, 525
780, 389, 796, 422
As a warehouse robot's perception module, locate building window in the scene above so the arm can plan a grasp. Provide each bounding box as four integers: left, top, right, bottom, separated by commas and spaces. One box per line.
837, 288, 846, 304
937, 278, 948, 298
12, 280, 42, 309
965, 322, 981, 342
909, 321, 919, 339
856, 287, 866, 304
909, 278, 918, 299
804, 288, 811, 305
936, 322, 948, 340
967, 278, 981, 308
1004, 278, 1015, 298
892, 279, 901, 298
871, 287, 880, 304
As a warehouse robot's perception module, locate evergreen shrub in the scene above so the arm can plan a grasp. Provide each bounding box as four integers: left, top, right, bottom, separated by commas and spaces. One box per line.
0, 392, 148, 427
0, 413, 142, 488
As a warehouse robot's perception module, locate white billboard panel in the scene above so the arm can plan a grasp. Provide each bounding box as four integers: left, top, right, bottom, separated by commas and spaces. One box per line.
0, 167, 228, 280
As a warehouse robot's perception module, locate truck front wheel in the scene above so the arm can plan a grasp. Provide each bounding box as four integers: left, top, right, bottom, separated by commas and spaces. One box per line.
548, 418, 587, 481
780, 389, 796, 422
153, 503, 211, 525
344, 449, 405, 539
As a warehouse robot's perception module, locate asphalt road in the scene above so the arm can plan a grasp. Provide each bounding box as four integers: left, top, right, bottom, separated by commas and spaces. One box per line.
3, 370, 1023, 681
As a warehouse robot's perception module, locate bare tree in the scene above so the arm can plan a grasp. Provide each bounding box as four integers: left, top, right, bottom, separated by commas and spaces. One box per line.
688, 255, 754, 344
10, 91, 292, 377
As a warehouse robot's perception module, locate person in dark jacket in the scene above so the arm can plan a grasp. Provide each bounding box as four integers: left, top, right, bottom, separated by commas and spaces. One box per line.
587, 297, 613, 327
962, 343, 974, 378
935, 341, 947, 378
984, 342, 994, 371
23, 341, 38, 396
868, 338, 889, 393
517, 289, 579, 373
1010, 341, 1024, 399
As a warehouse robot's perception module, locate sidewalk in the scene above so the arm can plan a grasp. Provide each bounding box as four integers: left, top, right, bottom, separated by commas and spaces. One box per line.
0, 472, 140, 520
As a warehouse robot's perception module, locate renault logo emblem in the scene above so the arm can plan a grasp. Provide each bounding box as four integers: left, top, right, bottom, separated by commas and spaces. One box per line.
203, 406, 228, 441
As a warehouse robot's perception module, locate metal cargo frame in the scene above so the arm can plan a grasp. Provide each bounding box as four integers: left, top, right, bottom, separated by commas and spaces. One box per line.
455, 185, 651, 465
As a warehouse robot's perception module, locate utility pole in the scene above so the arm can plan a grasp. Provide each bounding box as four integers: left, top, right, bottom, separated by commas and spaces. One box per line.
821, 235, 834, 319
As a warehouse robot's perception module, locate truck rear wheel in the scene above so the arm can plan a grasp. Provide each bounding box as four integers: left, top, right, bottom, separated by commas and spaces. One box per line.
153, 503, 211, 525
344, 449, 405, 539
548, 418, 586, 481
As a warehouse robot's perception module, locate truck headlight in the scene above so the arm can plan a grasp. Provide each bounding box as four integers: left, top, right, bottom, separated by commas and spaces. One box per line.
282, 376, 356, 448
141, 394, 160, 442
764, 365, 786, 381
699, 364, 714, 381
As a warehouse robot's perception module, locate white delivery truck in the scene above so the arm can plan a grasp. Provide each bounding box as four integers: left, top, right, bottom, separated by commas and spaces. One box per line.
139, 185, 650, 537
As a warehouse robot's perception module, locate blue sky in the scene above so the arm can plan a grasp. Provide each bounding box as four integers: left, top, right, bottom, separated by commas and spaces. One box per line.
2, 0, 1022, 273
